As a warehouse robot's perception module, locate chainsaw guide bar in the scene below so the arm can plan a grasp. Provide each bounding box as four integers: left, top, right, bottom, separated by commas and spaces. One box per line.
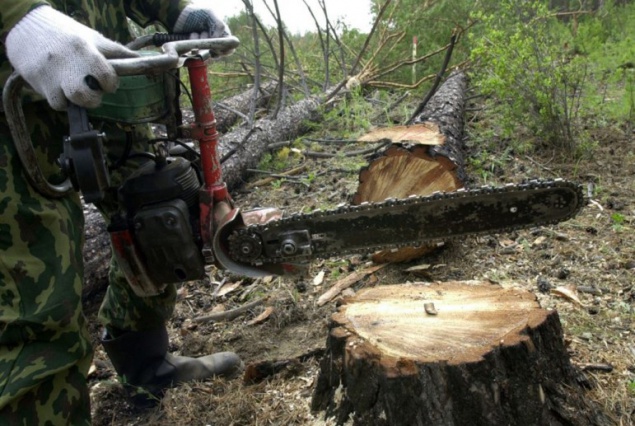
227, 179, 585, 267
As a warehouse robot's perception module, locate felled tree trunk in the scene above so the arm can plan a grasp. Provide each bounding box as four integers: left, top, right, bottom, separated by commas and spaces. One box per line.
311, 281, 605, 426
213, 80, 276, 133
352, 71, 468, 263
218, 95, 322, 191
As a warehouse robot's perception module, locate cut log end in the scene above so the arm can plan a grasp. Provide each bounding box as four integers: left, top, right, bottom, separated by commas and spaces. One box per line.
312, 281, 605, 426
353, 144, 464, 263
353, 145, 463, 204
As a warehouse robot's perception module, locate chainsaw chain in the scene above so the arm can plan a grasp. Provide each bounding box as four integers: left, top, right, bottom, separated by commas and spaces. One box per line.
228, 178, 585, 265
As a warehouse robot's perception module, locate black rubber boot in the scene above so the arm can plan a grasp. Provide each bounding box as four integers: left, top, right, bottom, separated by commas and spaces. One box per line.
101, 326, 243, 399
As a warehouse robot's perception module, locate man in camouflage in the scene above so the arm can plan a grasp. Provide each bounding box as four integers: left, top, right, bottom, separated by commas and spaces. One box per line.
0, 1, 242, 424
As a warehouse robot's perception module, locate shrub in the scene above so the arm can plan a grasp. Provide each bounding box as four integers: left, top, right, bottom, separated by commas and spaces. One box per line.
469, 0, 591, 154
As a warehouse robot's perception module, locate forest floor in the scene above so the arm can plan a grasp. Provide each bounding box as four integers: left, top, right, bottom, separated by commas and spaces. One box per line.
82, 93, 635, 425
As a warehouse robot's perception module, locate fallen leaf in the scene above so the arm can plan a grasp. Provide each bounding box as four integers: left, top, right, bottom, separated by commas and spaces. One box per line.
247, 306, 274, 326
551, 285, 585, 307
216, 280, 243, 297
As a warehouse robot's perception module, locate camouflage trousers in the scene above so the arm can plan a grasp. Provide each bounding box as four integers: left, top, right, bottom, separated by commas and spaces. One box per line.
0, 101, 176, 425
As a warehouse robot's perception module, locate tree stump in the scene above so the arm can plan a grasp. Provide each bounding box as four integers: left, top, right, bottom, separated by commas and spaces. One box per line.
352, 72, 468, 263
311, 281, 604, 426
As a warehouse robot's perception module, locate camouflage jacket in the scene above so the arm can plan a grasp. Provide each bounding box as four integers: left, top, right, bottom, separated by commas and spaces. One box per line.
0, 0, 191, 91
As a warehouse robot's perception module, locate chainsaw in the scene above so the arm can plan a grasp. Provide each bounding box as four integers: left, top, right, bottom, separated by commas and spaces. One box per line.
3, 34, 586, 297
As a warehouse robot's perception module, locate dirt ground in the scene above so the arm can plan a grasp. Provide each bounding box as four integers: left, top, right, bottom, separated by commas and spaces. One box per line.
82, 98, 635, 425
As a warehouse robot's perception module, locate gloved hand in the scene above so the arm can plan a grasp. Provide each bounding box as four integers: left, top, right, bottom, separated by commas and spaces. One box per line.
173, 4, 234, 54
6, 6, 139, 111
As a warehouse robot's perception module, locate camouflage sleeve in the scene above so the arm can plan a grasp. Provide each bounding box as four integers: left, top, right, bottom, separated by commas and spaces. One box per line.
0, 0, 50, 41
124, 0, 191, 31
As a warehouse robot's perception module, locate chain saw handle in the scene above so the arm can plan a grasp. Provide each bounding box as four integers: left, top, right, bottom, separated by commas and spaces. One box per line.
112, 34, 239, 76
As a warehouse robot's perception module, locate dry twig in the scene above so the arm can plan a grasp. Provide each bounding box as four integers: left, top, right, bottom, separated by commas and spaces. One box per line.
192, 297, 268, 323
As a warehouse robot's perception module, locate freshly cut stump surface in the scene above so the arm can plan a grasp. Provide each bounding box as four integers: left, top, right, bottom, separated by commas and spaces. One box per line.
311, 281, 603, 426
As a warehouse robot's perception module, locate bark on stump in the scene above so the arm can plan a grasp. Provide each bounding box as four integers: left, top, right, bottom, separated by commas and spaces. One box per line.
311, 281, 602, 426
353, 72, 468, 263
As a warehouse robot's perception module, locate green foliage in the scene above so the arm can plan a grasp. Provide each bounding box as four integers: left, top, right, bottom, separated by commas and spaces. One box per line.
302, 171, 317, 186
575, 2, 635, 127
369, 0, 473, 87
467, 0, 635, 155
470, 0, 590, 153
317, 85, 377, 138
270, 179, 283, 189
173, 1, 634, 161
468, 148, 512, 184
257, 152, 287, 172
611, 212, 626, 232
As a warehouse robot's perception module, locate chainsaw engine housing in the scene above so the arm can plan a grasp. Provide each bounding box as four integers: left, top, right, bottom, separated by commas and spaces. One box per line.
111, 156, 206, 293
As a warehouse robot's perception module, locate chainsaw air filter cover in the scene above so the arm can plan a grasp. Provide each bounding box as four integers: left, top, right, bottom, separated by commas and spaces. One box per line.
88, 52, 171, 124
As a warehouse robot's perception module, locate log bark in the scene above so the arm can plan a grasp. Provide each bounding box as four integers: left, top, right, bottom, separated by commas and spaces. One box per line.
311, 281, 607, 426
213, 80, 276, 133
352, 72, 469, 263
218, 95, 322, 191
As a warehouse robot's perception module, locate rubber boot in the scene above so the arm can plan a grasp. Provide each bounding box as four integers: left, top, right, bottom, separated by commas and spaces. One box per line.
101, 326, 243, 400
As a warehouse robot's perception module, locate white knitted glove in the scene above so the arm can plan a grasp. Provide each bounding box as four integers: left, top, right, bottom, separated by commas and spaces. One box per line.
6, 6, 139, 111
173, 4, 234, 54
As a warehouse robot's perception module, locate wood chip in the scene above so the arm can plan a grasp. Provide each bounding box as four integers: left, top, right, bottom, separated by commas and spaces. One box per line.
358, 123, 445, 145
405, 264, 432, 273
588, 199, 604, 211
88, 363, 97, 377
313, 270, 325, 286
424, 302, 438, 315
317, 264, 386, 306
